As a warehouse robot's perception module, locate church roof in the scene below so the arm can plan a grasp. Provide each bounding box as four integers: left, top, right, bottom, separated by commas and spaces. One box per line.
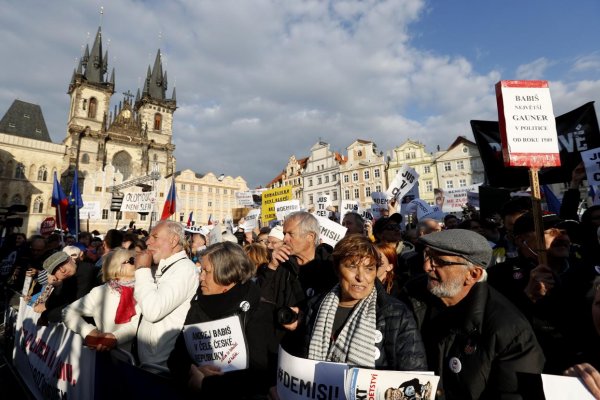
0, 100, 52, 142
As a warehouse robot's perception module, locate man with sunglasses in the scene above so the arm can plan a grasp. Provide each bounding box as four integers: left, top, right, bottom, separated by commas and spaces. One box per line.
402, 229, 544, 399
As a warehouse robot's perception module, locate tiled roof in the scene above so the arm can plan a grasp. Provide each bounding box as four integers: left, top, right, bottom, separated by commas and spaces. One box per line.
0, 100, 52, 142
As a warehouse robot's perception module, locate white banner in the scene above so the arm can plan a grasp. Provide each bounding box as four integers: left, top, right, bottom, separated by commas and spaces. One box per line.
386, 164, 420, 202
581, 147, 600, 186
370, 192, 391, 220
339, 201, 360, 222
314, 195, 332, 218
344, 368, 438, 400
182, 315, 248, 373
235, 191, 255, 207
243, 209, 261, 232
13, 299, 96, 400
120, 191, 155, 213
275, 200, 301, 221
277, 346, 348, 400
80, 201, 101, 220
442, 184, 482, 212
315, 215, 347, 247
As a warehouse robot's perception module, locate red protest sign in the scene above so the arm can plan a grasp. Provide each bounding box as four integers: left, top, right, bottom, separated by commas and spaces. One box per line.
40, 217, 56, 235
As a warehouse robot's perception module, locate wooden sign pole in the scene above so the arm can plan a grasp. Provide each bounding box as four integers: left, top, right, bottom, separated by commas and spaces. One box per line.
528, 168, 548, 265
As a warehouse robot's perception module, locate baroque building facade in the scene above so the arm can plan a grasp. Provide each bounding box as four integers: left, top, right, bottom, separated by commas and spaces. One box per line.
302, 141, 344, 209
266, 155, 308, 201
434, 136, 485, 194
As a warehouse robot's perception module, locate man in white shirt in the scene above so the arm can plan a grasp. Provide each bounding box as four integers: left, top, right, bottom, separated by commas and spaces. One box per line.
134, 220, 198, 366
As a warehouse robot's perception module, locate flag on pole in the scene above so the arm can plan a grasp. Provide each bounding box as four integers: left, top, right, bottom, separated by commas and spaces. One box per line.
541, 185, 561, 215
186, 211, 194, 227
51, 172, 68, 231
67, 169, 84, 234
207, 214, 213, 225
161, 179, 177, 221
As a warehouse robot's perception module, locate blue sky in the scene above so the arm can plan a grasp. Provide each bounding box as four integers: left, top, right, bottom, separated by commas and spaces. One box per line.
0, 0, 598, 188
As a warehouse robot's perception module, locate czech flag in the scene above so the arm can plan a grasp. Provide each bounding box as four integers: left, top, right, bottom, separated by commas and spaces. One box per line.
186, 211, 194, 227
161, 179, 177, 220
51, 171, 68, 230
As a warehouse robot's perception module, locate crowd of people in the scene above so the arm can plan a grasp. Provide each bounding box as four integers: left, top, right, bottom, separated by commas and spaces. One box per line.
1, 190, 600, 399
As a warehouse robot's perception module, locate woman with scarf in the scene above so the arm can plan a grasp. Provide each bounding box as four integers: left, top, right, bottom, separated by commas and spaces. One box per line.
167, 241, 274, 398
297, 234, 427, 370
63, 248, 139, 352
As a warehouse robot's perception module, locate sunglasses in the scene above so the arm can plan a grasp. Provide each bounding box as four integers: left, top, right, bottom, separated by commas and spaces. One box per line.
122, 257, 135, 265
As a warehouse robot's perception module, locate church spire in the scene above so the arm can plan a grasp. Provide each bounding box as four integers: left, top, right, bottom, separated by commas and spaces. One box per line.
84, 27, 107, 83
148, 49, 166, 100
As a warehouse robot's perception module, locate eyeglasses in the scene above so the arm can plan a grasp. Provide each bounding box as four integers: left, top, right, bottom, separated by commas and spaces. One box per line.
122, 257, 135, 265
424, 251, 470, 268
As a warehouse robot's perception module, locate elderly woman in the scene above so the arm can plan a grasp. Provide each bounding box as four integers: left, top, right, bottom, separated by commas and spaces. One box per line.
298, 234, 427, 370
62, 248, 139, 352
168, 241, 274, 398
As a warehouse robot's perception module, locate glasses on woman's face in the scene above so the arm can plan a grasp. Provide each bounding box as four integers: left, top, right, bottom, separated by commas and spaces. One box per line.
122, 257, 135, 265
424, 251, 470, 268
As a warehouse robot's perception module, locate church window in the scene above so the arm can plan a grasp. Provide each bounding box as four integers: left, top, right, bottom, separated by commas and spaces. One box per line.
24, 114, 30, 119
15, 163, 25, 179
88, 98, 97, 118
37, 166, 48, 181
111, 151, 133, 181
33, 196, 43, 213
154, 113, 162, 130
82, 99, 87, 110
81, 153, 90, 164
11, 194, 23, 205
8, 123, 15, 128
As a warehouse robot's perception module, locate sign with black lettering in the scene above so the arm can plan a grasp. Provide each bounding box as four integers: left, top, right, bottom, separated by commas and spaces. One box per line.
344, 367, 438, 400
275, 200, 301, 221
314, 215, 347, 247
581, 147, 600, 186
370, 192, 390, 220
496, 80, 560, 168
120, 191, 156, 213
261, 186, 293, 224
315, 195, 332, 218
183, 315, 248, 372
339, 201, 360, 223
243, 209, 261, 232
386, 164, 420, 202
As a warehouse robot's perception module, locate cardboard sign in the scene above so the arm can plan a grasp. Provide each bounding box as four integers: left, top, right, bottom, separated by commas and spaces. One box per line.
442, 184, 482, 212
79, 201, 101, 220
581, 147, 600, 186
275, 200, 301, 221
261, 186, 293, 224
386, 164, 420, 201
243, 209, 261, 232
277, 346, 348, 400
314, 195, 332, 218
183, 315, 248, 373
235, 191, 255, 207
314, 215, 347, 247
339, 201, 360, 222
39, 217, 56, 235
120, 191, 155, 213
370, 192, 391, 219
344, 368, 438, 400
495, 80, 561, 167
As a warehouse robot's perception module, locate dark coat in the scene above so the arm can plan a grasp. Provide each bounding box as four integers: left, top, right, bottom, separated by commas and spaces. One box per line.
402, 278, 545, 400
167, 280, 275, 399
293, 281, 428, 371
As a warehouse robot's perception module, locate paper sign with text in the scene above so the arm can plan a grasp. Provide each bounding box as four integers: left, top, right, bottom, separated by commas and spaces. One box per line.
370, 192, 391, 219
243, 209, 261, 232
339, 201, 360, 222
496, 80, 561, 167
581, 147, 600, 186
314, 195, 332, 218
315, 215, 347, 247
386, 164, 420, 202
541, 374, 595, 400
120, 191, 156, 213
442, 184, 482, 212
344, 368, 438, 400
80, 201, 101, 220
275, 200, 301, 221
235, 191, 255, 207
277, 346, 348, 400
183, 315, 248, 373
261, 186, 293, 224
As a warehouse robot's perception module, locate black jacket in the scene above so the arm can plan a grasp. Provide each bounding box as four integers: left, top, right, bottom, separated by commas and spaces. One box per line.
167, 280, 275, 399
293, 281, 428, 371
403, 278, 545, 400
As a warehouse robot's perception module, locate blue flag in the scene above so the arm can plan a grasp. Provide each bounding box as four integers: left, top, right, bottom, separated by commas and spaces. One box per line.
541, 185, 561, 215
67, 169, 84, 234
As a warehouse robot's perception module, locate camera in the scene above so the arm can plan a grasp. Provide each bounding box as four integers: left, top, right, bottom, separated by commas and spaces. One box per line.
277, 307, 299, 325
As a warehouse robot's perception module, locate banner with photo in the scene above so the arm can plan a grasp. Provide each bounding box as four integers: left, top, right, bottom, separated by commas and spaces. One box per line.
344, 368, 438, 400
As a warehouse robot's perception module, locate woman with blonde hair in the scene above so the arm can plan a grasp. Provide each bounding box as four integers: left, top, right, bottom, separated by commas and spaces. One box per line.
243, 243, 270, 274
63, 248, 140, 352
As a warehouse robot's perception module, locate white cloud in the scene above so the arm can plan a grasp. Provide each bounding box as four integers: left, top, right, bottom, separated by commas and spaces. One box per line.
515, 58, 553, 80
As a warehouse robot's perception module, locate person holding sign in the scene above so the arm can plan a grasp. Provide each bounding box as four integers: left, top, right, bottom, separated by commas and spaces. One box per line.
297, 234, 427, 371
168, 242, 275, 398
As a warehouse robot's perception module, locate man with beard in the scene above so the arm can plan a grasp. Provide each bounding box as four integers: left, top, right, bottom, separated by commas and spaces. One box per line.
487, 213, 593, 374
402, 229, 544, 400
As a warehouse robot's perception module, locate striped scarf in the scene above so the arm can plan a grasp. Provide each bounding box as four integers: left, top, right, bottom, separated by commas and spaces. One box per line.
308, 284, 377, 367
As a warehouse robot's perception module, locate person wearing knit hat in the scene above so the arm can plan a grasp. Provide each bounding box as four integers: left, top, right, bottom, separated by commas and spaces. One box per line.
403, 229, 544, 398
267, 225, 285, 251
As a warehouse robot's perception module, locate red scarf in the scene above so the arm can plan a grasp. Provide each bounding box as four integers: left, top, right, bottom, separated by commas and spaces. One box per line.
110, 282, 137, 324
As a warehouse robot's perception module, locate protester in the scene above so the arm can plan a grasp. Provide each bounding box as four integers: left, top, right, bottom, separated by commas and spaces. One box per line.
443, 214, 459, 230
256, 227, 271, 247
402, 229, 544, 399
63, 248, 140, 352
342, 212, 365, 236
295, 234, 427, 370
244, 243, 269, 274
168, 242, 274, 398
266, 225, 284, 252
375, 242, 398, 296
133, 220, 198, 366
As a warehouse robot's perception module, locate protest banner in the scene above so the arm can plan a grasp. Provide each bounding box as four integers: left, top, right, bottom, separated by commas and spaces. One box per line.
339, 200, 360, 222
386, 164, 420, 202
581, 147, 600, 186
496, 80, 561, 167
261, 186, 292, 224
39, 217, 56, 235
314, 215, 347, 247
13, 299, 96, 400
235, 191, 255, 207
314, 195, 332, 218
275, 200, 301, 221
541, 374, 596, 400
79, 201, 101, 220
471, 102, 600, 187
182, 315, 248, 373
467, 189, 480, 208
243, 209, 261, 232
277, 346, 348, 400
370, 192, 390, 220
344, 368, 438, 400
442, 184, 482, 212
120, 191, 155, 213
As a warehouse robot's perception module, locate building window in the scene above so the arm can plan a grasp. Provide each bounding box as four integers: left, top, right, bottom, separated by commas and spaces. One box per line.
463, 147, 469, 154
11, 194, 23, 205
459, 179, 467, 187
324, 175, 329, 183
82, 99, 87, 110
354, 189, 360, 199
332, 191, 337, 201
444, 162, 452, 172
223, 189, 227, 194
102, 209, 109, 220
457, 160, 465, 170
426, 180, 433, 192
374, 169, 380, 178
344, 190, 350, 200
424, 165, 431, 174
208, 201, 212, 207
81, 153, 90, 164
208, 187, 212, 193
181, 184, 186, 190
406, 152, 416, 159
88, 97, 97, 118
352, 172, 359, 182
446, 180, 454, 189
365, 187, 371, 197
309, 194, 313, 204
179, 213, 185, 222
15, 163, 25, 179
376, 185, 382, 192
33, 196, 43, 213
343, 174, 349, 183
140, 214, 147, 221
154, 113, 162, 130
333, 174, 337, 181
364, 170, 370, 180
37, 166, 48, 182
309, 179, 313, 187
317, 177, 322, 185
151, 212, 157, 221
95, 187, 102, 192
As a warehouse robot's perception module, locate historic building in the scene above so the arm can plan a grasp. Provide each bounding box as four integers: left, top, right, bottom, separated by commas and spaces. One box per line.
302, 141, 344, 209
434, 136, 485, 194
266, 155, 308, 201
339, 139, 386, 209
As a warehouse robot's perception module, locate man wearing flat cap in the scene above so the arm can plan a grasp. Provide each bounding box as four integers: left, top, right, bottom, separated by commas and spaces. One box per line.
402, 229, 544, 400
